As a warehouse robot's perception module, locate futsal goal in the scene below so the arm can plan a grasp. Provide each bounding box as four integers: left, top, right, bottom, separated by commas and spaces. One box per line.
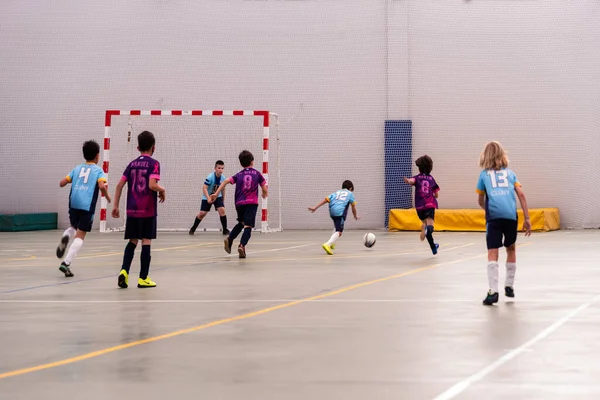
100, 110, 281, 233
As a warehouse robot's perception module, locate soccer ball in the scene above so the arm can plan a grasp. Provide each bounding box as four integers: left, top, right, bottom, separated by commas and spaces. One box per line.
363, 232, 376, 248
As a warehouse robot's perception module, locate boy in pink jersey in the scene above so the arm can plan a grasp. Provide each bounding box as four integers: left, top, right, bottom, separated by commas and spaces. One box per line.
404, 155, 440, 255
111, 131, 166, 288
210, 150, 267, 258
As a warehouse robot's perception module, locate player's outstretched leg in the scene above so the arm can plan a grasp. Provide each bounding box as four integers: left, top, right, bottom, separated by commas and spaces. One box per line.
56, 227, 76, 258
322, 231, 340, 255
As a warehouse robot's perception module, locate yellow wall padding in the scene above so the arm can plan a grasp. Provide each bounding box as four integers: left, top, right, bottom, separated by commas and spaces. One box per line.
388, 208, 560, 232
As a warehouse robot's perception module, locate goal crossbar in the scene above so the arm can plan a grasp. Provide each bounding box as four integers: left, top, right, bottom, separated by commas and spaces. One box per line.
101, 109, 277, 233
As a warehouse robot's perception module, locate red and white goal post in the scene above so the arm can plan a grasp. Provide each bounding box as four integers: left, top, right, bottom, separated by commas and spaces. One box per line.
100, 109, 281, 234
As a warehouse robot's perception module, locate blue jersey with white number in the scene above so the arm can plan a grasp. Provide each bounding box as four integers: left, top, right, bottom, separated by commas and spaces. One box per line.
66, 163, 107, 213
326, 189, 356, 218
476, 168, 520, 221
203, 172, 226, 200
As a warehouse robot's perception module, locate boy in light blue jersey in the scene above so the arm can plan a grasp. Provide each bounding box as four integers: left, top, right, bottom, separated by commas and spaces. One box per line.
308, 180, 360, 255
477, 141, 531, 306
56, 140, 111, 277
189, 160, 229, 235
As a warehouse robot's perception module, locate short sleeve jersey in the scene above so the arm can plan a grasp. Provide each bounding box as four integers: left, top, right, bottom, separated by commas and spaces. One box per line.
203, 172, 226, 200
121, 155, 161, 218
66, 163, 107, 213
412, 174, 440, 210
476, 168, 520, 221
326, 189, 357, 218
229, 168, 266, 206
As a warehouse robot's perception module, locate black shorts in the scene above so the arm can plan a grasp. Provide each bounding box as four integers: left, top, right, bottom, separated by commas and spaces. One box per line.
236, 204, 259, 228
69, 208, 94, 232
125, 216, 157, 240
486, 218, 518, 249
200, 197, 225, 212
331, 216, 346, 232
416, 208, 435, 221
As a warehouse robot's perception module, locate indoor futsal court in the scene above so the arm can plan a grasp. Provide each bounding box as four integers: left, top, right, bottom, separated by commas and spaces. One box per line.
2, 1, 600, 399
0, 230, 599, 399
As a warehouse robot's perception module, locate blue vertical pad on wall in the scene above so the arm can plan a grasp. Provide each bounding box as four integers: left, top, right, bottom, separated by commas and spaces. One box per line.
385, 120, 412, 227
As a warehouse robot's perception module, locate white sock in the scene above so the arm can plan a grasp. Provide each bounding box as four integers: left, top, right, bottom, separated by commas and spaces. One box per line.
63, 227, 76, 239
505, 262, 517, 288
64, 238, 83, 266
326, 232, 340, 246
487, 262, 499, 293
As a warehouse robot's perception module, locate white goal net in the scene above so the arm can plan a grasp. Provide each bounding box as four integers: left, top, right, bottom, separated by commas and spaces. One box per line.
100, 110, 281, 233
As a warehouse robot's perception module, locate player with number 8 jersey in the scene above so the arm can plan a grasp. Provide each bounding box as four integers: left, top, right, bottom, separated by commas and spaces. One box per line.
210, 150, 267, 259
404, 155, 440, 255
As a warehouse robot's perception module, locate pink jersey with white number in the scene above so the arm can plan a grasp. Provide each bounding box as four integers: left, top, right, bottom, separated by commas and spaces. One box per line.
412, 174, 440, 210
121, 155, 161, 218
229, 167, 266, 206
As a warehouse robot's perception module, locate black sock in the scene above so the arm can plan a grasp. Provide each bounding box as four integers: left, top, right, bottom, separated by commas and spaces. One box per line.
220, 215, 228, 231
122, 242, 136, 273
229, 223, 244, 243
240, 227, 252, 246
140, 245, 151, 280
190, 217, 201, 232
425, 225, 435, 248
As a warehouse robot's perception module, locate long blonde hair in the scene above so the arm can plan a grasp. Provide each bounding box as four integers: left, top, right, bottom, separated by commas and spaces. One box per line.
479, 141, 509, 170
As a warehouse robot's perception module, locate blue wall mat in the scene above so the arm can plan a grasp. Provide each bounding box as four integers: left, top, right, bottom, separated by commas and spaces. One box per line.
384, 120, 412, 227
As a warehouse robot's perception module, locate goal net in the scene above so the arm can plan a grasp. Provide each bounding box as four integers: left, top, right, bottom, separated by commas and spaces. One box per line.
100, 110, 281, 233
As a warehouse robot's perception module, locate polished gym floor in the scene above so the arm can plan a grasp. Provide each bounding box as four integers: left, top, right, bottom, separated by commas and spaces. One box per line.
0, 229, 598, 399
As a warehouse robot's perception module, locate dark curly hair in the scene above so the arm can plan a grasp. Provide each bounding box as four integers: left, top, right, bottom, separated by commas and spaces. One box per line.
415, 155, 433, 174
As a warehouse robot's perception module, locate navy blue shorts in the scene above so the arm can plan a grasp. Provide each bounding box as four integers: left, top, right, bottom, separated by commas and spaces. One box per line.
416, 208, 435, 221
200, 197, 225, 212
236, 204, 258, 228
69, 208, 94, 232
125, 216, 157, 240
486, 218, 518, 249
331, 216, 346, 232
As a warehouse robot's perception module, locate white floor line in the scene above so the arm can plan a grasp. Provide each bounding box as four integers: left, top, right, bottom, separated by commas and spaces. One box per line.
433, 293, 600, 400
0, 298, 595, 304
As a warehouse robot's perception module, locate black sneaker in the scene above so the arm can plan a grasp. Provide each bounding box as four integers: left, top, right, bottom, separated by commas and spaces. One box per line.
238, 244, 246, 259
56, 235, 69, 258
482, 291, 499, 306
505, 286, 515, 298
59, 262, 74, 277
188, 228, 195, 235
223, 228, 230, 235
